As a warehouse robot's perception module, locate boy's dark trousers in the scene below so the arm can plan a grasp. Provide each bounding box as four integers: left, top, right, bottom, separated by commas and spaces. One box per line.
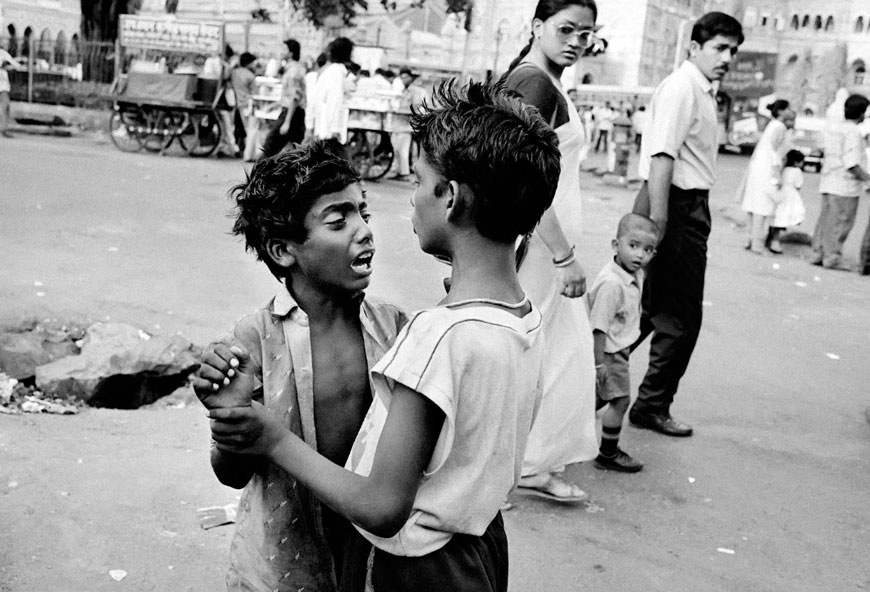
371, 512, 507, 592
631, 185, 711, 415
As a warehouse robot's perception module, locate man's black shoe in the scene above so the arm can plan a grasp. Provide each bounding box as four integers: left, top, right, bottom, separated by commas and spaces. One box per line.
629, 411, 693, 437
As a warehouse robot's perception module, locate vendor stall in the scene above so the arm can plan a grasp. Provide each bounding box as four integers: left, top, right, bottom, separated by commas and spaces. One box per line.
108, 15, 228, 157
345, 88, 408, 180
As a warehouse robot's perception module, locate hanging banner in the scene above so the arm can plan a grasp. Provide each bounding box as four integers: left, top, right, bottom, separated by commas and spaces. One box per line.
119, 15, 224, 55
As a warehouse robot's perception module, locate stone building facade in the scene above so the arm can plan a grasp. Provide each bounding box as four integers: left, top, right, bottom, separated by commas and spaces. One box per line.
1, 0, 81, 58
732, 0, 870, 114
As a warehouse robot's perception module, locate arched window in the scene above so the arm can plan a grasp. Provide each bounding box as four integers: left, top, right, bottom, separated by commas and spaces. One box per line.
801, 15, 810, 28
813, 16, 823, 31
824, 16, 834, 32
37, 28, 52, 62
791, 15, 800, 30
22, 26, 32, 57
6, 24, 18, 57
55, 31, 67, 65
857, 17, 865, 33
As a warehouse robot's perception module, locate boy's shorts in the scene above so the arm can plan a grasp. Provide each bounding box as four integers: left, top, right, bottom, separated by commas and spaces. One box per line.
371, 512, 507, 592
599, 348, 631, 404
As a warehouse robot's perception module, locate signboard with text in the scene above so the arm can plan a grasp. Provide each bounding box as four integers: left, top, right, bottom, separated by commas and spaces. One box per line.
119, 15, 224, 55
720, 51, 778, 98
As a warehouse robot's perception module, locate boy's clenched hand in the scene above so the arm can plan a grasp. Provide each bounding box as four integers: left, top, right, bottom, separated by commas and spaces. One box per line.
193, 343, 256, 410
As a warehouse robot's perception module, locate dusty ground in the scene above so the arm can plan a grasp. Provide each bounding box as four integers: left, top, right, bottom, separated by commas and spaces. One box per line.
1, 135, 869, 592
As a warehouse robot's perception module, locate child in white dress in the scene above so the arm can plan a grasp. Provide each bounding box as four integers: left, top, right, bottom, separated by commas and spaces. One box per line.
767, 149, 807, 254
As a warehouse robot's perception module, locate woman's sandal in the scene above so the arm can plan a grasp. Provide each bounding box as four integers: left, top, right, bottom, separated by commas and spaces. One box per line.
516, 473, 588, 503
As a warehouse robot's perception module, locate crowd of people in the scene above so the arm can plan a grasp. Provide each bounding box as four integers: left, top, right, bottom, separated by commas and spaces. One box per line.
737, 92, 870, 273
184, 2, 870, 591
211, 36, 428, 180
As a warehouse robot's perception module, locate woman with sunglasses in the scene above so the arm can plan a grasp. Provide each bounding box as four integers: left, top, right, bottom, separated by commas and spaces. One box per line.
503, 0, 600, 503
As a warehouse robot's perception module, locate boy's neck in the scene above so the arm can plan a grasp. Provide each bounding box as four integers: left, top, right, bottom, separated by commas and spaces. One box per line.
285, 280, 362, 322
442, 236, 526, 306
614, 255, 634, 275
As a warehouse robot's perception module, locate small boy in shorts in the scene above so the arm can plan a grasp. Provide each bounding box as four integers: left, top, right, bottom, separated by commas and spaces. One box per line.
587, 213, 659, 473
193, 141, 407, 592
201, 81, 561, 591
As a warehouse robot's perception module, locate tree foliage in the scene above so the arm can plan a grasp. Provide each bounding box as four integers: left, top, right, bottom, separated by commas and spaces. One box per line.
80, 0, 140, 41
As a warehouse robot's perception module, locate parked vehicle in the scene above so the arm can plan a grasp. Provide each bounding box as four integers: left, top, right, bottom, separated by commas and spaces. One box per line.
717, 51, 778, 153
790, 116, 825, 173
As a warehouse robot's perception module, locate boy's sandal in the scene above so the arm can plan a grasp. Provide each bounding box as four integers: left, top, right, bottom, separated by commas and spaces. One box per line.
516, 474, 588, 503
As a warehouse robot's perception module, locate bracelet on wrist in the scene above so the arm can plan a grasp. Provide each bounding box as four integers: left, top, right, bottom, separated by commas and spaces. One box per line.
554, 254, 576, 268
552, 245, 576, 267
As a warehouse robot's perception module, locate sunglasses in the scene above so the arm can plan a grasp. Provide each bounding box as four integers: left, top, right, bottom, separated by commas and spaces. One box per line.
552, 23, 599, 48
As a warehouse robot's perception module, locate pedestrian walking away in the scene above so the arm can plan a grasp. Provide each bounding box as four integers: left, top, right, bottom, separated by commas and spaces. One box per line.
630, 11, 744, 437
503, 0, 602, 502
230, 52, 259, 162
259, 38, 307, 159
388, 67, 427, 182
0, 44, 15, 139
736, 99, 795, 254
810, 94, 870, 271
305, 37, 355, 154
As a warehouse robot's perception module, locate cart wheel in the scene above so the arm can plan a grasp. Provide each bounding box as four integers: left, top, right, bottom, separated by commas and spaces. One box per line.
108, 108, 143, 153
185, 112, 221, 157
156, 111, 190, 154
346, 130, 372, 178
348, 130, 394, 180
141, 108, 173, 153
365, 132, 394, 181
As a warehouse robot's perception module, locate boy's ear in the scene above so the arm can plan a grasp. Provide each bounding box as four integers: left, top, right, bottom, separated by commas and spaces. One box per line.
265, 238, 297, 270
443, 180, 465, 223
611, 238, 619, 253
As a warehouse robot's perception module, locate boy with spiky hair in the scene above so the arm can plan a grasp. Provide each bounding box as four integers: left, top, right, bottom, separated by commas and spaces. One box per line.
194, 141, 407, 592
202, 81, 561, 591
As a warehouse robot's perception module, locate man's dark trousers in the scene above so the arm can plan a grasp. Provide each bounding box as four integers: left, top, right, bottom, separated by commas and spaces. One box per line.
632, 185, 711, 415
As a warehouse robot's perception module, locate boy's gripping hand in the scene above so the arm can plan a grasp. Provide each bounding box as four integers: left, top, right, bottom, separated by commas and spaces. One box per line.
193, 343, 255, 410
209, 403, 289, 458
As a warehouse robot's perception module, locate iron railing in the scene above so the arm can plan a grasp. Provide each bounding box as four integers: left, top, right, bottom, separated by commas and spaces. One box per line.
2, 35, 116, 108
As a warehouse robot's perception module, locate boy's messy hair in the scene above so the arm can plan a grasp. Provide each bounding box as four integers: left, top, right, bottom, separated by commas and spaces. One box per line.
230, 141, 361, 279
411, 81, 561, 244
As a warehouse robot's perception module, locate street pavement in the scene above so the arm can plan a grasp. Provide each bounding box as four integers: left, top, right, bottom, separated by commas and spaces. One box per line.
1, 135, 869, 591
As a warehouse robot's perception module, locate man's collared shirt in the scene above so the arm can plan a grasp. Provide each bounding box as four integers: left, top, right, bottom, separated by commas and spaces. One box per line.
226, 287, 406, 592
586, 259, 644, 353
819, 119, 868, 198
638, 59, 719, 190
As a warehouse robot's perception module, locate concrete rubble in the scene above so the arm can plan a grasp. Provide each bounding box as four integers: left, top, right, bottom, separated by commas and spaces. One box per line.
0, 320, 201, 411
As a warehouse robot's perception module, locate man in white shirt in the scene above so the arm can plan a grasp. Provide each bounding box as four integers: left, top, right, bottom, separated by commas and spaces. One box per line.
594, 103, 613, 152
305, 38, 354, 149
630, 12, 743, 438
813, 94, 870, 270
631, 106, 647, 153
0, 45, 15, 138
